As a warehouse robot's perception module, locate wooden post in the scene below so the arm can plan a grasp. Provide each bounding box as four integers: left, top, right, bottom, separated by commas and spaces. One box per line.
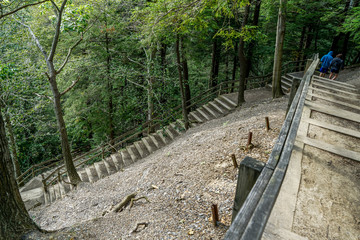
247, 132, 253, 147
102, 146, 105, 160
211, 204, 219, 226
231, 154, 238, 169
41, 174, 47, 193
286, 77, 301, 114
231, 156, 265, 222
265, 117, 270, 131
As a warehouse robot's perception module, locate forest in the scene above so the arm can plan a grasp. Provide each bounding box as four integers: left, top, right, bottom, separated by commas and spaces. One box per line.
0, 0, 359, 238
1, 0, 358, 178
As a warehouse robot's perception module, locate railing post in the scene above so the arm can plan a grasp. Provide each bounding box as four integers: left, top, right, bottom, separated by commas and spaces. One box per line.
218, 84, 222, 96
57, 170, 61, 183
41, 174, 47, 193
231, 156, 265, 222
102, 146, 105, 160
32, 168, 34, 178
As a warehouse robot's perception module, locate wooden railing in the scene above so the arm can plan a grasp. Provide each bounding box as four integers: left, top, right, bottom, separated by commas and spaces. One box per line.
224, 55, 319, 240
18, 59, 306, 190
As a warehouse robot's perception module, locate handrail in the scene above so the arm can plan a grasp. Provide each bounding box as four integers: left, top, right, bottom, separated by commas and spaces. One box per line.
18, 59, 306, 188
224, 55, 319, 240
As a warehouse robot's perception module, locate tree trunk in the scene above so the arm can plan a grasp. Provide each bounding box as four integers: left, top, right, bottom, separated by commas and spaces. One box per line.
237, 3, 250, 106
296, 26, 306, 70
209, 37, 221, 89
231, 41, 238, 93
147, 47, 157, 133
0, 109, 39, 239
4, 112, 21, 179
272, 0, 287, 99
176, 36, 189, 129
246, 0, 261, 78
105, 29, 115, 149
181, 37, 191, 114
49, 75, 81, 185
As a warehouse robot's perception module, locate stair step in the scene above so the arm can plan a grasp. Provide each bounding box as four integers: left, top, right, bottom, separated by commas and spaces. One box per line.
94, 161, 109, 179
189, 111, 204, 123
202, 104, 219, 118
49, 186, 56, 203
86, 166, 99, 183
220, 95, 237, 107
103, 157, 117, 175
44, 189, 50, 205
214, 98, 232, 111
127, 145, 141, 162
142, 136, 157, 153
54, 184, 61, 200
170, 122, 185, 134
79, 171, 90, 182
59, 182, 66, 197
120, 149, 133, 166
134, 141, 150, 158
176, 119, 186, 129
165, 125, 179, 140
150, 133, 166, 148
209, 101, 225, 114
156, 129, 172, 145
111, 153, 124, 170
196, 108, 213, 121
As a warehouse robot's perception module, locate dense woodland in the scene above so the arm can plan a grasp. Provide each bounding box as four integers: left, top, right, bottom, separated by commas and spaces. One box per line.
0, 0, 359, 237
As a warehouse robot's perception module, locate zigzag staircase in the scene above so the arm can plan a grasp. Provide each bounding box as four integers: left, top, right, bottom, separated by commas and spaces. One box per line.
20, 71, 303, 209
21, 93, 238, 208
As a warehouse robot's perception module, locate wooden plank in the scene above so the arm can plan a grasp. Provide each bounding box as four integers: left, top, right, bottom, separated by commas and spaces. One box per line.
224, 167, 273, 239
310, 82, 360, 97
297, 135, 360, 162
312, 77, 357, 91
308, 86, 359, 101
232, 157, 265, 222
304, 118, 360, 139
312, 75, 356, 88
305, 101, 360, 123
306, 92, 360, 111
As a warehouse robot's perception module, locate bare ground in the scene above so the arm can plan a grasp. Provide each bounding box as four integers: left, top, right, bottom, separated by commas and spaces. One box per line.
25, 68, 360, 240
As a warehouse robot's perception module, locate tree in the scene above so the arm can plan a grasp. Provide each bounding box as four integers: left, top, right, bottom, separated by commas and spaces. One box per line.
0, 108, 40, 238
0, 0, 50, 20
272, 0, 286, 98
16, 0, 82, 184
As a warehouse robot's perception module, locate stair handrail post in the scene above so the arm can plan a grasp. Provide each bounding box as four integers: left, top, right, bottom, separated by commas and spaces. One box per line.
102, 146, 105, 160
57, 170, 61, 183
218, 83, 223, 96
41, 174, 48, 193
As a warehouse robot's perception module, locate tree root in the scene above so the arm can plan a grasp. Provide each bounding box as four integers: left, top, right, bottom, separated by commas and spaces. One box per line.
102, 192, 150, 216
132, 222, 149, 233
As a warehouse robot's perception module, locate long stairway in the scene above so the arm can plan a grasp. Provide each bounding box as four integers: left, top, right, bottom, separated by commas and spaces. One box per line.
21, 93, 238, 209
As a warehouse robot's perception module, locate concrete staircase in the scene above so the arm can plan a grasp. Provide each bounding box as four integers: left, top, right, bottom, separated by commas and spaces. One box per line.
21, 93, 238, 209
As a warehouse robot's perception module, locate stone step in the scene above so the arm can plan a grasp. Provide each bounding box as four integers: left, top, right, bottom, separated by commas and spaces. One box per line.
134, 140, 150, 158
156, 129, 172, 145
86, 166, 99, 183
204, 103, 222, 117
142, 136, 157, 153
214, 97, 232, 111
219, 95, 237, 108
170, 122, 185, 134
49, 186, 56, 203
94, 161, 109, 179
120, 149, 133, 166
202, 104, 218, 118
209, 101, 225, 114
110, 153, 124, 171
196, 108, 213, 121
150, 133, 166, 148
127, 145, 141, 162
79, 171, 90, 182
165, 125, 179, 140
189, 111, 204, 123
103, 156, 117, 175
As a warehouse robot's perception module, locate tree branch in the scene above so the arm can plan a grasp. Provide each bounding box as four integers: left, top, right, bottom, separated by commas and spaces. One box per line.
56, 36, 83, 74
127, 79, 147, 90
60, 77, 80, 97
48, 0, 67, 62
50, 0, 60, 13
14, 18, 48, 60
0, 0, 50, 20
35, 93, 53, 101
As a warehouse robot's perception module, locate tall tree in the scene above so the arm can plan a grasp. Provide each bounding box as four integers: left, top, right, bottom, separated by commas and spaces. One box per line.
16, 0, 82, 184
272, 0, 287, 98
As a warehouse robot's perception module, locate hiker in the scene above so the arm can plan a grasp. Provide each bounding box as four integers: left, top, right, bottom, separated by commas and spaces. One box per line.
329, 54, 344, 80
319, 51, 333, 77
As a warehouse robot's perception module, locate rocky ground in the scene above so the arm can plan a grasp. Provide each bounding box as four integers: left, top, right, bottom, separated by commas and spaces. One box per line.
25, 67, 360, 240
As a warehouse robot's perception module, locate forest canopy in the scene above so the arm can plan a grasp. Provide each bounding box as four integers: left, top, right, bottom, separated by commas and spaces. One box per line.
1, 0, 359, 173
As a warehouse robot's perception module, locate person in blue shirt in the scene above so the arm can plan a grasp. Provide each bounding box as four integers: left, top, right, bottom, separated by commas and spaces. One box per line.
319, 51, 333, 77
329, 54, 344, 80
